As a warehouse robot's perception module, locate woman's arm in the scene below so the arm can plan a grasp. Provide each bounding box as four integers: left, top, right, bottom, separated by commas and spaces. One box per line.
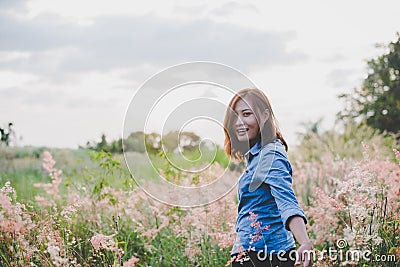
288, 216, 313, 267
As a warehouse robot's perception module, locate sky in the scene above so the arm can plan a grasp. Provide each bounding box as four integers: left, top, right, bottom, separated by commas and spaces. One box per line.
1, 0, 399, 148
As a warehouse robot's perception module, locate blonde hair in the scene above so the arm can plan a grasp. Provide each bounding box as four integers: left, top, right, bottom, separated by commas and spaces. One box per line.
223, 88, 288, 159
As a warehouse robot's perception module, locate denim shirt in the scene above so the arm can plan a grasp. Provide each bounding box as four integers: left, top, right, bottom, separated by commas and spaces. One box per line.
231, 139, 307, 255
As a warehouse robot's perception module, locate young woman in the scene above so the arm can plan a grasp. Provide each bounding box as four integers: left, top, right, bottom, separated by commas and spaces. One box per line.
224, 88, 312, 267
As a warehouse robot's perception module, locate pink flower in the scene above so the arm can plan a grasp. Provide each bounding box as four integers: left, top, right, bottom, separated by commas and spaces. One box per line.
248, 212, 270, 244
90, 233, 116, 251
122, 256, 140, 267
209, 232, 236, 249
34, 151, 63, 201
394, 149, 400, 165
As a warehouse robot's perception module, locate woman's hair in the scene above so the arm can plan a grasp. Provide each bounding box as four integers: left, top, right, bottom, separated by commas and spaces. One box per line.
223, 88, 288, 159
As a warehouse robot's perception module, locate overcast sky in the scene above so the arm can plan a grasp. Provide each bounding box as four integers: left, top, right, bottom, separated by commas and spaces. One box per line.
1, 0, 399, 148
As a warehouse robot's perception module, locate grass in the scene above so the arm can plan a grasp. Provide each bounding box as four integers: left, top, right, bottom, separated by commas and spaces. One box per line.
0, 123, 399, 266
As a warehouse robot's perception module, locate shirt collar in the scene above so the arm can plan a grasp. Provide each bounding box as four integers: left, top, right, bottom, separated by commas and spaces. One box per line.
244, 141, 262, 161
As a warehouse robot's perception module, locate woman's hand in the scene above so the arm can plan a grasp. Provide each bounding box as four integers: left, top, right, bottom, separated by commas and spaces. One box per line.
287, 216, 313, 266
294, 241, 313, 267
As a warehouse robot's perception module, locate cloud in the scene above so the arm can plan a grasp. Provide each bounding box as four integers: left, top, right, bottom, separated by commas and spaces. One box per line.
211, 1, 259, 16
0, 12, 307, 77
0, 0, 28, 13
0, 13, 81, 51
320, 53, 348, 63
0, 85, 67, 107
173, 4, 208, 16
326, 68, 360, 89
0, 6, 309, 142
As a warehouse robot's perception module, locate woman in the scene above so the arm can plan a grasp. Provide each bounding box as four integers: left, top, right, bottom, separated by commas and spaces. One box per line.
224, 88, 312, 267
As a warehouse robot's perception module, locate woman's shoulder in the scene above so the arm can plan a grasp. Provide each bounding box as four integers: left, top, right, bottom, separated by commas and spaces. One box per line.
260, 139, 287, 158
254, 139, 290, 172
249, 139, 291, 191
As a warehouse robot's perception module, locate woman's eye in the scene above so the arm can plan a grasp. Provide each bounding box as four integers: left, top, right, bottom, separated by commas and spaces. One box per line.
243, 112, 252, 117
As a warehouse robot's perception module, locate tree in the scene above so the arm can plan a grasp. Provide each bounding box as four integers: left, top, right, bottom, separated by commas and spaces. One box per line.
0, 122, 14, 146
124, 131, 146, 153
85, 134, 123, 153
161, 131, 201, 153
144, 132, 161, 154
338, 33, 400, 135
96, 133, 109, 152
109, 139, 123, 154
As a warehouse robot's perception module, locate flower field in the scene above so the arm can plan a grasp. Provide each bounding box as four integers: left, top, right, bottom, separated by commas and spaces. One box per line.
0, 125, 399, 266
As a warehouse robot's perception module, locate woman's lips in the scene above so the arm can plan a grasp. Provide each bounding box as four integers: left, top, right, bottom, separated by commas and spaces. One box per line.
236, 128, 248, 136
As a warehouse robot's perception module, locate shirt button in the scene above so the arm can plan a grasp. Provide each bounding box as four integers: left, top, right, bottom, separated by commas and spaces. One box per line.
245, 170, 249, 173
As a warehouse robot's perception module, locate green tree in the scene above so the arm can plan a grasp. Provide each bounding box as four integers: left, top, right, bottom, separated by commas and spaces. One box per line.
144, 132, 161, 154
161, 131, 201, 153
109, 138, 123, 153
0, 122, 14, 146
124, 131, 146, 153
95, 133, 109, 152
338, 33, 400, 135
161, 131, 180, 152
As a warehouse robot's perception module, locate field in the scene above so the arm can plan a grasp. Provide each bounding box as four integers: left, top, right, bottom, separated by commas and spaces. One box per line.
0, 124, 399, 266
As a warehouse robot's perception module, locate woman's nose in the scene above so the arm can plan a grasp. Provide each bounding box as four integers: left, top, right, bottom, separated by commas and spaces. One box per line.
235, 115, 244, 126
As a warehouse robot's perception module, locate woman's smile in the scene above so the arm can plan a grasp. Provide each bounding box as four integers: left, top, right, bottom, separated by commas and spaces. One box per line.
236, 127, 249, 135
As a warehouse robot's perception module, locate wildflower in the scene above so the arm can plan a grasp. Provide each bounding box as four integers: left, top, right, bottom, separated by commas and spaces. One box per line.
0, 181, 16, 199
34, 151, 62, 200
248, 212, 270, 244
90, 233, 116, 251
209, 231, 236, 249
226, 256, 237, 266
140, 216, 169, 241
60, 204, 79, 221
184, 243, 202, 258
394, 149, 400, 165
122, 256, 140, 267
361, 142, 369, 159
34, 196, 55, 207
47, 244, 68, 266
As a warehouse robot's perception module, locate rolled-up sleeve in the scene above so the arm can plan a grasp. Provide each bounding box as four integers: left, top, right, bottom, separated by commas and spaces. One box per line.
253, 145, 307, 230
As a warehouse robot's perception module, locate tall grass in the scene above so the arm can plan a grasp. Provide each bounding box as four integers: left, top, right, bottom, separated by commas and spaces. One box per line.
0, 123, 399, 266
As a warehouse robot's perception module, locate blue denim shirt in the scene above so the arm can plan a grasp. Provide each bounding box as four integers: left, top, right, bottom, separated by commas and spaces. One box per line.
231, 139, 307, 255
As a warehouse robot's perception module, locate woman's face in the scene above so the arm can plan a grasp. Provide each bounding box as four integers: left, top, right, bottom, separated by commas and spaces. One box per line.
233, 98, 260, 147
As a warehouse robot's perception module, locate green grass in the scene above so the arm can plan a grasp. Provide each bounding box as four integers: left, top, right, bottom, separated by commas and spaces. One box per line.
2, 126, 398, 267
